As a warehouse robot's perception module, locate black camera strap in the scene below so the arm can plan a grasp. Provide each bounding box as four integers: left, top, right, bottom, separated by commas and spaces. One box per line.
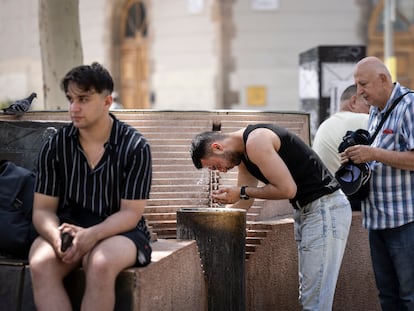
369, 90, 413, 144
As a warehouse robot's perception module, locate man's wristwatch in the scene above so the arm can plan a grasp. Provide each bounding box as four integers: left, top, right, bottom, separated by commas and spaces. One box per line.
240, 186, 250, 200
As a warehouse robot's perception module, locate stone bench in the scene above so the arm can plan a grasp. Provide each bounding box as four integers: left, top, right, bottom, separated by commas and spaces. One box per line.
0, 239, 206, 311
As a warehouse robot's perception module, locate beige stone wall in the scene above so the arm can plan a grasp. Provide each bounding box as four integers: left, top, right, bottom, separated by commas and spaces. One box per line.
0, 1, 41, 105
0, 0, 110, 107
150, 0, 219, 110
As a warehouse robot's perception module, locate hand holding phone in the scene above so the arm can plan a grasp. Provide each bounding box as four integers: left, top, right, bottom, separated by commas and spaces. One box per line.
60, 232, 73, 252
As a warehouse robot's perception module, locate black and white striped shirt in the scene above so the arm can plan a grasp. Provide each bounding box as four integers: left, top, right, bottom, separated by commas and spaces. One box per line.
35, 114, 152, 220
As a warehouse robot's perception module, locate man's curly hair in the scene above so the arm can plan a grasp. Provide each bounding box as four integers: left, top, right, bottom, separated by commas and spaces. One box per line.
61, 62, 114, 94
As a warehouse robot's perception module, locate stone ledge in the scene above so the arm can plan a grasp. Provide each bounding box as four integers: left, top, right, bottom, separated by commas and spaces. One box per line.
245, 212, 381, 311
0, 239, 207, 311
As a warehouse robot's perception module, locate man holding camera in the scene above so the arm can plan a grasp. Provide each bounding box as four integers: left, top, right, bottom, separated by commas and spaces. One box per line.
341, 56, 414, 310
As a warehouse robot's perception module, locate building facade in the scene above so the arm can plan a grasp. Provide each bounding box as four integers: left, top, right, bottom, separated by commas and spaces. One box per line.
1, 0, 413, 113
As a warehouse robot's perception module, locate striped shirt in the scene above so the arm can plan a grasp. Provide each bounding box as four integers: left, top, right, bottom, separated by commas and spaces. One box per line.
35, 114, 152, 226
362, 82, 414, 229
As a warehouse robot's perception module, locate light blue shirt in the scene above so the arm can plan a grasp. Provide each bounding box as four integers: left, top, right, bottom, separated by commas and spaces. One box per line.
363, 83, 414, 229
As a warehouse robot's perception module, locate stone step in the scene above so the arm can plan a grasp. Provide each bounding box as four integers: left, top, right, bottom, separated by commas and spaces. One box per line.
150, 185, 209, 192
152, 171, 205, 179
246, 222, 274, 231
245, 244, 257, 253
153, 228, 177, 239
144, 133, 201, 140
246, 237, 262, 245
244, 223, 273, 258
151, 164, 198, 172
151, 178, 209, 186
144, 206, 209, 214
146, 199, 209, 206
144, 212, 176, 221
246, 212, 260, 221
245, 229, 270, 238
146, 138, 191, 145
136, 122, 304, 133
115, 111, 306, 122
148, 191, 209, 199
148, 220, 177, 229
152, 161, 194, 167
149, 145, 194, 152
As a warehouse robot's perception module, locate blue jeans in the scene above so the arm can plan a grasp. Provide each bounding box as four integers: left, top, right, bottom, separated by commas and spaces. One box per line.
369, 221, 414, 311
294, 190, 351, 311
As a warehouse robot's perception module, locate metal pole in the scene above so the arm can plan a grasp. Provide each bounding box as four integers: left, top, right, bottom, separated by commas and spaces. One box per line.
384, 0, 396, 80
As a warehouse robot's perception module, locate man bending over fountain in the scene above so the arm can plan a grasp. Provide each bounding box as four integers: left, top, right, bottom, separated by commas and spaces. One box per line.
190, 124, 351, 311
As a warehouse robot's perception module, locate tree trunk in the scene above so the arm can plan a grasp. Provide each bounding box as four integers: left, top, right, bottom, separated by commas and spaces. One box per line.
38, 0, 83, 110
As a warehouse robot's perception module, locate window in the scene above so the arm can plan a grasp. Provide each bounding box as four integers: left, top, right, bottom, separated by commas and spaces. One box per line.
125, 2, 147, 38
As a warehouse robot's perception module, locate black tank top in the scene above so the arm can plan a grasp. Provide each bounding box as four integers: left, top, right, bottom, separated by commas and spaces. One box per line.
242, 124, 339, 207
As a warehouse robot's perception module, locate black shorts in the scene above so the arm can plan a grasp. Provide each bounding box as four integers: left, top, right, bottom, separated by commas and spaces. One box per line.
59, 206, 151, 267
121, 228, 152, 266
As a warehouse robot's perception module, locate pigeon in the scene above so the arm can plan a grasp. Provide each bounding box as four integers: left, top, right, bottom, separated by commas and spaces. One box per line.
3, 92, 37, 115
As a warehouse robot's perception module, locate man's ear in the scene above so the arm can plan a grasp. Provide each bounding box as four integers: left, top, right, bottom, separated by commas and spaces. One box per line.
104, 93, 113, 109
349, 95, 357, 110
379, 72, 389, 85
211, 143, 223, 151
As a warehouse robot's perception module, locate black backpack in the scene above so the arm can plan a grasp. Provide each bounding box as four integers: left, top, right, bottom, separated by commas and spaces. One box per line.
0, 160, 38, 258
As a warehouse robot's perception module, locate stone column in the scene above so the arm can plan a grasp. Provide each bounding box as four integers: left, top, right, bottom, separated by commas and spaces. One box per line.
177, 207, 246, 311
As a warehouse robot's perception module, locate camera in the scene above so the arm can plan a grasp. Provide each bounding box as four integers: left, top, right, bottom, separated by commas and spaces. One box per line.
338, 129, 371, 153
335, 128, 372, 199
